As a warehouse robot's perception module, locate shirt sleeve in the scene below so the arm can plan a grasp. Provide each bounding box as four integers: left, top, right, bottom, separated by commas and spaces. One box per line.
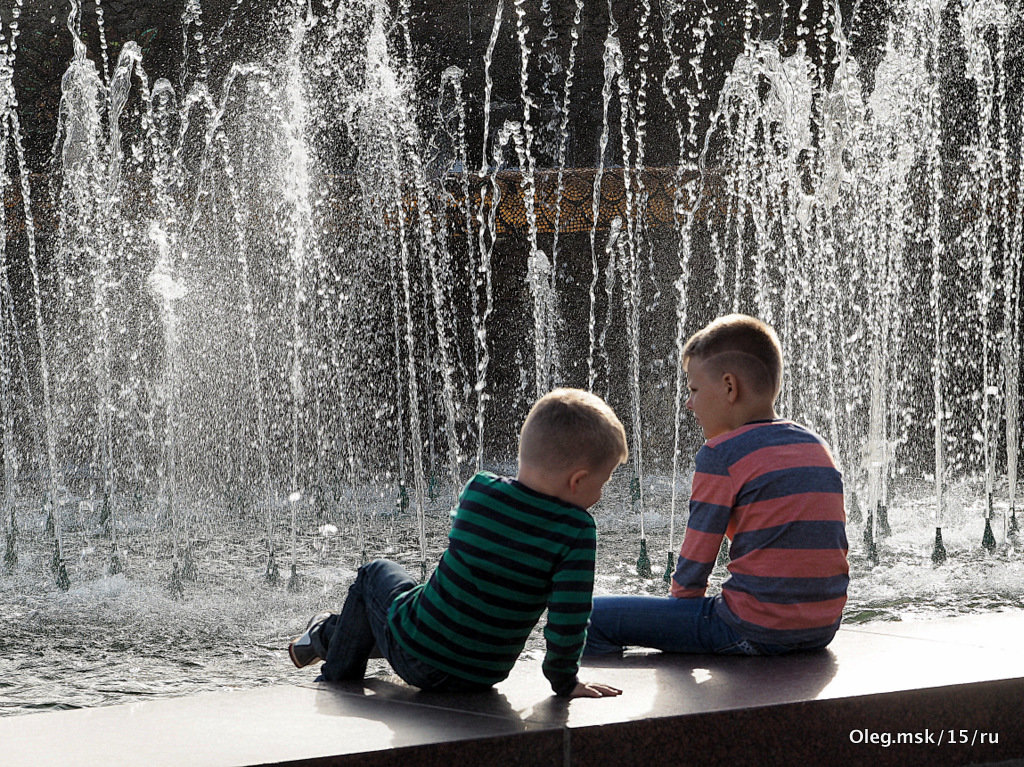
542, 523, 597, 696
671, 447, 734, 598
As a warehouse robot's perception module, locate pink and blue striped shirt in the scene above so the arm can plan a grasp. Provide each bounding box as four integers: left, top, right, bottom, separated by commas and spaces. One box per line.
671, 419, 849, 647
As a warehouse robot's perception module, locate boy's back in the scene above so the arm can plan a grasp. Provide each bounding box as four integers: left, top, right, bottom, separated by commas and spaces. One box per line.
290, 388, 625, 698
389, 471, 596, 696
672, 419, 848, 648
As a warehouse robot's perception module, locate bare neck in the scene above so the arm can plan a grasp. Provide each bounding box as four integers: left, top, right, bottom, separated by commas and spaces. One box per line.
515, 463, 561, 498
728, 400, 778, 432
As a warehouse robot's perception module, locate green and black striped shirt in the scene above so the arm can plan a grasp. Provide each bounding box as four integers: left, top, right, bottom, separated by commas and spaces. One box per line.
388, 471, 597, 696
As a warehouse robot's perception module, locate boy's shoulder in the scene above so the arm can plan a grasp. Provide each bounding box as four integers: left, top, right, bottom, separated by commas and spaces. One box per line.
700, 419, 831, 468
466, 470, 508, 490
462, 471, 595, 527
465, 470, 530, 499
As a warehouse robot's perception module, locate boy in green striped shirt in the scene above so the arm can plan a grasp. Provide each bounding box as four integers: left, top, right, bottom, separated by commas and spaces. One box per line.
289, 388, 627, 698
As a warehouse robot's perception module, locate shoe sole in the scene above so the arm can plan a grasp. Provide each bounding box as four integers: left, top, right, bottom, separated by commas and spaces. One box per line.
288, 641, 312, 668
289, 636, 323, 668
288, 614, 327, 667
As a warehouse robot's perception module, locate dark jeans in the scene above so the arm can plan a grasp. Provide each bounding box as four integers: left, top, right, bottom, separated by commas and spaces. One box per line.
318, 559, 486, 692
584, 594, 795, 656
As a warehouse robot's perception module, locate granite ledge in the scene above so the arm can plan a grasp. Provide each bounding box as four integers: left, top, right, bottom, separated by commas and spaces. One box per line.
5, 611, 1024, 767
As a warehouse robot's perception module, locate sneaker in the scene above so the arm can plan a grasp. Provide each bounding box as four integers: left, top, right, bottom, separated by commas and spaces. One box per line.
288, 611, 332, 668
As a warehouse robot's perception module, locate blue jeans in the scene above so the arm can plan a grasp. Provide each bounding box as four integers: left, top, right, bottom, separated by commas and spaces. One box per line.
319, 559, 473, 690
584, 594, 791, 656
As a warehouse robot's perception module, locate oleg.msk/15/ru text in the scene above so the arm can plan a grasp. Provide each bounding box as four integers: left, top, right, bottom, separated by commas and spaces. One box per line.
849, 729, 999, 747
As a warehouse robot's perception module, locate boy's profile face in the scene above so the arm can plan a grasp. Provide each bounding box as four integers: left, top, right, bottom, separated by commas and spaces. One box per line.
684, 356, 734, 440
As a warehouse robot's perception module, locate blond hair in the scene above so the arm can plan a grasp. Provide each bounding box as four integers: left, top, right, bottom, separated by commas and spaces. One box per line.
518, 388, 628, 472
682, 314, 783, 397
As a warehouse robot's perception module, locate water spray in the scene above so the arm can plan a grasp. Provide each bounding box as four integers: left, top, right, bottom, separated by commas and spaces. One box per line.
0, 226, 16, 575
287, 491, 301, 591
631, 474, 652, 577
925, 0, 947, 566
587, 31, 621, 391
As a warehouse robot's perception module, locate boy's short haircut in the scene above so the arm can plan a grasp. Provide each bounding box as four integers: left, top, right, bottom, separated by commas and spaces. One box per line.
682, 314, 783, 397
519, 388, 628, 471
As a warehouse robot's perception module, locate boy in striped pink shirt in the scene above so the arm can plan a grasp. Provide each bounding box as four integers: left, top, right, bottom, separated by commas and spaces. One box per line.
585, 314, 848, 656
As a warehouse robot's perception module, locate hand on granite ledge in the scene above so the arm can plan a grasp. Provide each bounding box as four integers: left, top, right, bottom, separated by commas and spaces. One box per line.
568, 681, 623, 698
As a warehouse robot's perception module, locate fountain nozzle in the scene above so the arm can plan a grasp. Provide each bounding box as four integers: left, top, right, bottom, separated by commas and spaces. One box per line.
931, 527, 947, 565
636, 538, 652, 578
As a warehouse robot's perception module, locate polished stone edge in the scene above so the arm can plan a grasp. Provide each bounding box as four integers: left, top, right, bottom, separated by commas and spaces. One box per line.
234, 676, 1024, 767
261, 677, 1024, 767
255, 730, 565, 767
569, 678, 1024, 767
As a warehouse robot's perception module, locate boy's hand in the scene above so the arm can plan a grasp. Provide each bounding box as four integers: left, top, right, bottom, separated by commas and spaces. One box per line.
568, 681, 623, 698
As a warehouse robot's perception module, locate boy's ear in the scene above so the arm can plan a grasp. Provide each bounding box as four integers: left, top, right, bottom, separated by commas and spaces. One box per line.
567, 468, 590, 492
722, 372, 739, 402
